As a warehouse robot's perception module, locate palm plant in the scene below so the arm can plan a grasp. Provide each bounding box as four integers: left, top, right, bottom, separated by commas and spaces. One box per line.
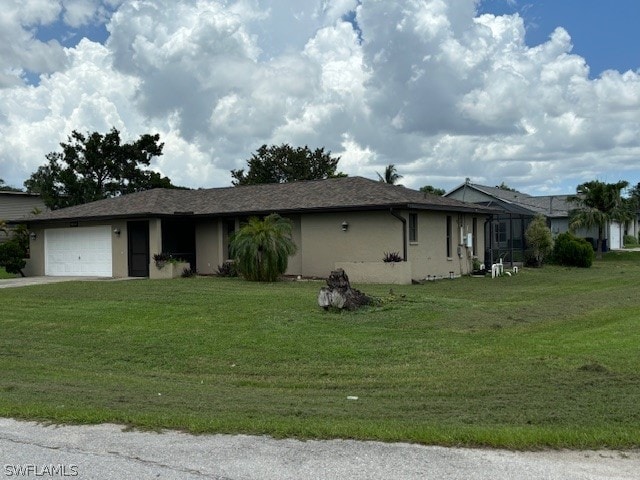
377, 164, 403, 185
229, 213, 297, 282
568, 180, 630, 259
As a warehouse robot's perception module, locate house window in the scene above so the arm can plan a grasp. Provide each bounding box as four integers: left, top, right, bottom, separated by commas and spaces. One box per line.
446, 215, 452, 257
409, 213, 418, 243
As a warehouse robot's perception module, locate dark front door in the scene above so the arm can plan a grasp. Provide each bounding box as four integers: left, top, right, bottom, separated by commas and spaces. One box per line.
128, 221, 149, 277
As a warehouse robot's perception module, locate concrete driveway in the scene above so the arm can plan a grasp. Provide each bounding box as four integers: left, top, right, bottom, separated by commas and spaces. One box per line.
0, 419, 638, 480
0, 276, 134, 288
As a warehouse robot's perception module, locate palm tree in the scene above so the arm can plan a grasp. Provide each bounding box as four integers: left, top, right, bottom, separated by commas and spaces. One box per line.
377, 164, 403, 185
568, 180, 630, 259
230, 213, 297, 281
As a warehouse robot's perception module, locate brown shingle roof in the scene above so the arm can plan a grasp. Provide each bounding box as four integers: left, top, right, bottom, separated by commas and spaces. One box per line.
17, 176, 494, 223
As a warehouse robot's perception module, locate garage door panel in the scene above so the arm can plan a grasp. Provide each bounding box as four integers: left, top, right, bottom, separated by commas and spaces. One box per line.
45, 226, 113, 277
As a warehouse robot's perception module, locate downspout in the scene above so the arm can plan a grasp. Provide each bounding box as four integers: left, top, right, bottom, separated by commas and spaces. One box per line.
486, 214, 494, 266
389, 208, 408, 261
509, 213, 514, 267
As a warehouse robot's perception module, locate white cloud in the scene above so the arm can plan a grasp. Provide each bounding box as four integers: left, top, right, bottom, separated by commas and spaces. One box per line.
320, 0, 359, 23
1, 0, 640, 195
0, 1, 66, 87
62, 0, 102, 27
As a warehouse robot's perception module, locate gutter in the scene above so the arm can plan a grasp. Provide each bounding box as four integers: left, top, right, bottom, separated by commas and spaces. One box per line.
389, 208, 408, 261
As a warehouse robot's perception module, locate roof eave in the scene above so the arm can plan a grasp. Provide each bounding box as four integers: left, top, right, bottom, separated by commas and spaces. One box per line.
14, 201, 497, 224
11, 212, 162, 225
407, 203, 498, 214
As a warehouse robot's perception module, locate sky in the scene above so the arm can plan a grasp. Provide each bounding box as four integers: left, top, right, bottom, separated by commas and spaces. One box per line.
1, 0, 639, 196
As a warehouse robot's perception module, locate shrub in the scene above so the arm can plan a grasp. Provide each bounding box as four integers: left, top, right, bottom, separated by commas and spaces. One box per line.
524, 252, 539, 267
181, 267, 196, 278
623, 235, 639, 247
551, 232, 595, 268
0, 240, 27, 276
524, 214, 553, 267
383, 251, 403, 263
472, 257, 482, 271
153, 252, 171, 268
216, 260, 238, 277
0, 224, 29, 277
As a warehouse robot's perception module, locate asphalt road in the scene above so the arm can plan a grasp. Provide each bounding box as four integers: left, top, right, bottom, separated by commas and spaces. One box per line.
1, 419, 638, 479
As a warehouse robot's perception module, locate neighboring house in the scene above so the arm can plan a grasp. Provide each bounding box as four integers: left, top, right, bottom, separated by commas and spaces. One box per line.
446, 181, 628, 266
11, 177, 493, 283
0, 191, 47, 244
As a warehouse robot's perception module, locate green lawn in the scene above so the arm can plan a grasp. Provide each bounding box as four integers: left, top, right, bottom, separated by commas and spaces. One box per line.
1, 253, 640, 449
0, 266, 17, 279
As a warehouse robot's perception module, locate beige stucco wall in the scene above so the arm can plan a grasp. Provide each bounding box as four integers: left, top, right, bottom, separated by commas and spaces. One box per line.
407, 212, 481, 279
297, 210, 485, 281
285, 215, 302, 276
24, 228, 44, 276
111, 219, 128, 277
195, 221, 222, 275
335, 261, 413, 284
299, 211, 405, 278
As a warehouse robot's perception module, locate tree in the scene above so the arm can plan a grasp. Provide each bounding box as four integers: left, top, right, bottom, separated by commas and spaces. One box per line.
231, 144, 344, 186
524, 214, 553, 267
420, 185, 445, 196
496, 182, 516, 191
229, 213, 297, 281
377, 164, 403, 185
0, 178, 22, 192
24, 128, 175, 209
625, 182, 640, 233
628, 182, 640, 205
568, 180, 630, 259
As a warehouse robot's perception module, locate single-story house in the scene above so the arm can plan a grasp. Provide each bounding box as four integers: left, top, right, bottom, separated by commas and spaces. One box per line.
0, 191, 47, 244
445, 180, 630, 265
11, 177, 494, 283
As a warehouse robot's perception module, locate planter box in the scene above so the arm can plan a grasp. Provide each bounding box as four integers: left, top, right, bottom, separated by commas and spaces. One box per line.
150, 261, 190, 279
335, 261, 412, 285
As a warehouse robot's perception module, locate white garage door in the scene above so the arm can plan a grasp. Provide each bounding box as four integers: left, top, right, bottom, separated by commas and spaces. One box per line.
609, 222, 622, 250
45, 226, 113, 277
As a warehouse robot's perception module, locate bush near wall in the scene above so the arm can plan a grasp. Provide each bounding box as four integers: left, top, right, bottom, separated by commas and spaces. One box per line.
623, 235, 639, 247
551, 232, 595, 268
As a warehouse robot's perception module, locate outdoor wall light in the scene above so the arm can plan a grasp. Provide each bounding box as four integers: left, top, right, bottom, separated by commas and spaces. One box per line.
341, 221, 349, 232
29, 232, 37, 241
113, 228, 121, 236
